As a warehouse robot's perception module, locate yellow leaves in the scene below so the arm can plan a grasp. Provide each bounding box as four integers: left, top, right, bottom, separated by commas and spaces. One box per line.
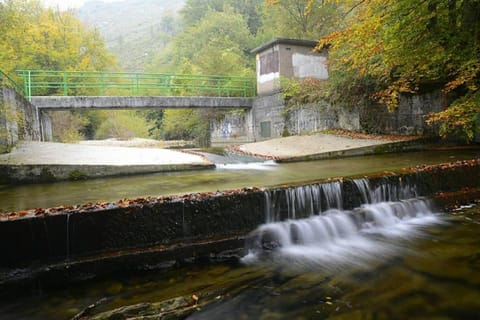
317, 29, 350, 50
373, 78, 418, 111
18, 210, 29, 217
444, 60, 480, 94
426, 93, 480, 142
192, 294, 199, 305
265, 0, 280, 5
0, 0, 114, 73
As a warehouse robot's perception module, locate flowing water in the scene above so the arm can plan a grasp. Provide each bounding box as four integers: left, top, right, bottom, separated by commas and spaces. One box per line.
243, 179, 439, 273
1, 176, 479, 319
1, 149, 479, 212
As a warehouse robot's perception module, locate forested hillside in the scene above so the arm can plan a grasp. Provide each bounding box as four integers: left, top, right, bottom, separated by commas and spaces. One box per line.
77, 0, 185, 71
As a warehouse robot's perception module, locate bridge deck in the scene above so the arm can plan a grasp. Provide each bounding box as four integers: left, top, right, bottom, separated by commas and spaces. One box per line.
31, 96, 254, 110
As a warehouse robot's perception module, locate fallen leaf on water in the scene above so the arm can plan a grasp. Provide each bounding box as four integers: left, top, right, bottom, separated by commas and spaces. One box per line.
18, 210, 29, 216
192, 294, 199, 304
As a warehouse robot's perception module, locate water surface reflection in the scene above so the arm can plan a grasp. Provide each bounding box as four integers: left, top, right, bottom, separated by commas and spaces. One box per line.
0, 149, 478, 212
0, 205, 479, 319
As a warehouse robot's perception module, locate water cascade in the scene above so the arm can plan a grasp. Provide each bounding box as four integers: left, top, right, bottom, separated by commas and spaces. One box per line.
244, 178, 443, 270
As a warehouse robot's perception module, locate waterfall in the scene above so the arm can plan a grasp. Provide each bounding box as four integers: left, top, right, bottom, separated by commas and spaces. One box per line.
264, 181, 343, 222
245, 179, 443, 270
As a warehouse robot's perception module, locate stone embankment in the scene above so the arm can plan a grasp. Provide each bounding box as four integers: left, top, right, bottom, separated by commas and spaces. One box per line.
0, 158, 479, 295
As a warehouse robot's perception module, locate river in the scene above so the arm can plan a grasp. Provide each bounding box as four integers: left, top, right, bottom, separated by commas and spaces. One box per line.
0, 149, 479, 213
0, 189, 478, 319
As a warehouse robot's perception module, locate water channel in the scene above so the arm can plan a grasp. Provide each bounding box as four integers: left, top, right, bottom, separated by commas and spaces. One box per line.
1, 149, 479, 213
0, 178, 479, 319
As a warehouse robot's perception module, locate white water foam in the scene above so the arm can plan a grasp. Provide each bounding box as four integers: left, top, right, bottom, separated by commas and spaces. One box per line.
242, 198, 445, 271
215, 160, 277, 171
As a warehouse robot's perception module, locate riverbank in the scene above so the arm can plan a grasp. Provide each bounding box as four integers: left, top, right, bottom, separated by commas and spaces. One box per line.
0, 132, 428, 183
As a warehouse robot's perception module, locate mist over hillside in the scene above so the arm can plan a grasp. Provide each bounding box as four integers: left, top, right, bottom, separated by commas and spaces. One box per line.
77, 0, 185, 71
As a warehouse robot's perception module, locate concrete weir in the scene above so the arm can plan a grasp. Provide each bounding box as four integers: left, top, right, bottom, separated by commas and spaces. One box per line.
0, 159, 479, 292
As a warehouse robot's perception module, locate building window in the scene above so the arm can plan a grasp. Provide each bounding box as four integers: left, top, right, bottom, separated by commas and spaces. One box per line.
259, 51, 279, 75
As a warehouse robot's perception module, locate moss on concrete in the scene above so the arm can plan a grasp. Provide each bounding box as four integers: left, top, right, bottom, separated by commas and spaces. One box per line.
68, 170, 88, 181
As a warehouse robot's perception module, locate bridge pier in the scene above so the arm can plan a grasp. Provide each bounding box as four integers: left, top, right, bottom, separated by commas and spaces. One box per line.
39, 111, 53, 142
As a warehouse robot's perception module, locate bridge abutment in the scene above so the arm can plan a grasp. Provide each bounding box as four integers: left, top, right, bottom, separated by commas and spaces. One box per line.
0, 86, 42, 153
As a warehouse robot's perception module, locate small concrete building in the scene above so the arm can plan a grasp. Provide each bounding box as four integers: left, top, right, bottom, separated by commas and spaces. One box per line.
212, 38, 333, 144
251, 38, 329, 96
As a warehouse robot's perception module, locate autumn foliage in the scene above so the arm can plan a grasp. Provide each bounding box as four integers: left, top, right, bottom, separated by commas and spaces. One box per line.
0, 0, 114, 75
311, 0, 480, 141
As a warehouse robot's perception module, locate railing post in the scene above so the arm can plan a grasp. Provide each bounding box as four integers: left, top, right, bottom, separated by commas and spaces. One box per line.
167, 76, 172, 96
135, 73, 139, 95
27, 71, 32, 101
62, 72, 68, 96
100, 73, 105, 95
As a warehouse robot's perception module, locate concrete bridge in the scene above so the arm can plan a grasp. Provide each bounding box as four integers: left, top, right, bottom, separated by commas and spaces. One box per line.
31, 96, 254, 110
14, 69, 257, 142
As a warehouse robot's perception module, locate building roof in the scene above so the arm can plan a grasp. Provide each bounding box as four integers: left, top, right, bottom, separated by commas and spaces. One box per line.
250, 38, 319, 54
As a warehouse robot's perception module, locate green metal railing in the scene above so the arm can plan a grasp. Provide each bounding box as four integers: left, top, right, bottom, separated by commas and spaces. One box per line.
17, 70, 256, 101
0, 69, 25, 96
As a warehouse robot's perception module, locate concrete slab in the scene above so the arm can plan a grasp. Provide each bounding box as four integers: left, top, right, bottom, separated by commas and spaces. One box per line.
0, 141, 208, 165
0, 141, 213, 183
234, 133, 424, 161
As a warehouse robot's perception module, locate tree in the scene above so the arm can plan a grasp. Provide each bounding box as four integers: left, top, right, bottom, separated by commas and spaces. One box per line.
147, 5, 256, 146
261, 0, 346, 39
317, 0, 480, 141
0, 0, 115, 75
181, 0, 263, 35
0, 0, 119, 142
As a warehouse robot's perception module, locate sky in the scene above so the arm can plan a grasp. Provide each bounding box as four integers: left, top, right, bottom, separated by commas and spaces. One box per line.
41, 0, 122, 10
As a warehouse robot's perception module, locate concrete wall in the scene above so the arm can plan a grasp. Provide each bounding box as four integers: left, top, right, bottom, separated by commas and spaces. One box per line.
246, 93, 360, 141
1, 86, 42, 153
0, 87, 19, 153
359, 91, 444, 135
285, 102, 360, 135
252, 93, 286, 139
280, 44, 328, 80
210, 111, 254, 145
235, 90, 441, 142
255, 44, 281, 96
